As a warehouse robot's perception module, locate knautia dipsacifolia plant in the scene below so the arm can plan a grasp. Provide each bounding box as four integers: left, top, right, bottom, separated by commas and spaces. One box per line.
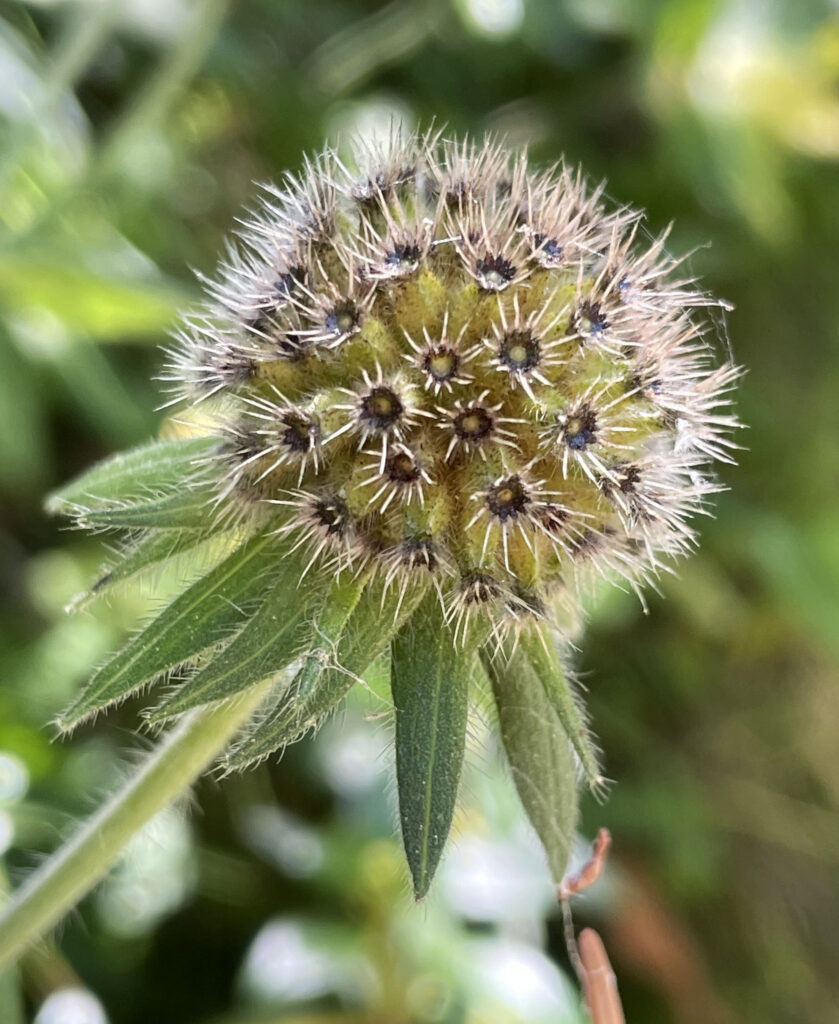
0, 129, 740, 964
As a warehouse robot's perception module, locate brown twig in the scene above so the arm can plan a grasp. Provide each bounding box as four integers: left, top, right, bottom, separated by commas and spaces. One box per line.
559, 828, 612, 901
558, 828, 627, 1024
578, 928, 626, 1024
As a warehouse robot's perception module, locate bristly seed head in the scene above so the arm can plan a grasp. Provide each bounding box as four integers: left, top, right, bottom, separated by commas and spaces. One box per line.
360, 385, 404, 431
313, 495, 349, 535
167, 126, 741, 638
386, 447, 421, 483
498, 330, 540, 373
475, 253, 517, 292
563, 405, 598, 450
486, 476, 530, 521
424, 346, 460, 384
280, 410, 317, 453
325, 299, 362, 339
454, 405, 494, 442
461, 570, 502, 605
574, 300, 608, 339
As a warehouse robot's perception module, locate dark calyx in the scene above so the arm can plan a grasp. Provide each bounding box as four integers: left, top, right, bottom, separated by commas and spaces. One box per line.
487, 476, 530, 522
360, 386, 404, 430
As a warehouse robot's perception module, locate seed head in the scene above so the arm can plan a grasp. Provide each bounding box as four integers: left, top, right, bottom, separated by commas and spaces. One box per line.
166, 127, 741, 638
52, 127, 744, 898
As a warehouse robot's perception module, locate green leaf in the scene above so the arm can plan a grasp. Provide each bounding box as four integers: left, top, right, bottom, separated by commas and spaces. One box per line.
149, 546, 327, 719
227, 577, 430, 769
517, 624, 602, 790
57, 530, 283, 731
481, 637, 580, 883
0, 254, 188, 341
287, 571, 371, 704
76, 479, 218, 531
391, 590, 471, 899
0, 868, 24, 1024
79, 528, 232, 606
0, 326, 48, 494
46, 436, 218, 515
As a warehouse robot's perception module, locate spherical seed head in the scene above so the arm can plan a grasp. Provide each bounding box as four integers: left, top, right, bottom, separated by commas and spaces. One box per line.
168, 127, 741, 637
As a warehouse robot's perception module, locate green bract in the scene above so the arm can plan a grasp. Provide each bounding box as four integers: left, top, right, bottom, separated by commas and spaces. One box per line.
50, 129, 740, 894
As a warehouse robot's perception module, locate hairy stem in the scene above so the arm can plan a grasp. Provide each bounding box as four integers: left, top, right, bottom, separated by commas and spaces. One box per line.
0, 685, 268, 970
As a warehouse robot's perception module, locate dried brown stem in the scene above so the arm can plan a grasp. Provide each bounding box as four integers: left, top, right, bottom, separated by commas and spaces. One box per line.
558, 828, 627, 1023
579, 927, 627, 1024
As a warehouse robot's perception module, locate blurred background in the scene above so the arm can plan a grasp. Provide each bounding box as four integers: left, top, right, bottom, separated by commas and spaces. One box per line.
0, 0, 837, 1021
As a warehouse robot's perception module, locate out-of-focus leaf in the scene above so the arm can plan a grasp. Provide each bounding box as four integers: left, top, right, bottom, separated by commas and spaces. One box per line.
0, 256, 187, 340
391, 591, 470, 899
0, 335, 48, 492
0, 868, 24, 1024
50, 342, 151, 445
741, 513, 839, 663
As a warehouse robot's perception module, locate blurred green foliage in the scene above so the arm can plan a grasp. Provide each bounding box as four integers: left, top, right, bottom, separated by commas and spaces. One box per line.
0, 1, 837, 1022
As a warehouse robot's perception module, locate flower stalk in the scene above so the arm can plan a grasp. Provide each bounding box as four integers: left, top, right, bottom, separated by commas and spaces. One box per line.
0, 685, 268, 970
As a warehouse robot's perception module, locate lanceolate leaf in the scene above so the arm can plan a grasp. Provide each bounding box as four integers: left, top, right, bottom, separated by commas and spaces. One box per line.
391, 590, 471, 899
46, 436, 217, 515
78, 528, 232, 607
149, 546, 328, 719
517, 625, 602, 790
481, 638, 580, 883
227, 577, 430, 769
76, 480, 219, 531
57, 530, 284, 731
286, 571, 371, 706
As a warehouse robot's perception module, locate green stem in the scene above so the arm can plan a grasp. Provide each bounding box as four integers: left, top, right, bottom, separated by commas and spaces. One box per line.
0, 867, 25, 1024
0, 685, 268, 970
